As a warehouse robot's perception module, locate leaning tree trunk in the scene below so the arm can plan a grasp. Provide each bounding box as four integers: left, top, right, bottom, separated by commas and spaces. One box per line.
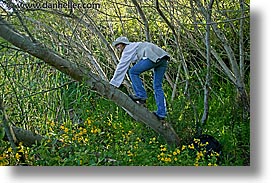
0, 17, 181, 147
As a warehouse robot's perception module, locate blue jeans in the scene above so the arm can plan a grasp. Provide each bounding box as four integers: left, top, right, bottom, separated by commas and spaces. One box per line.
129, 58, 168, 118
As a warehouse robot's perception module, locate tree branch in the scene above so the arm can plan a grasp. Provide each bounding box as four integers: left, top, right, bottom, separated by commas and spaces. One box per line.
131, 0, 151, 42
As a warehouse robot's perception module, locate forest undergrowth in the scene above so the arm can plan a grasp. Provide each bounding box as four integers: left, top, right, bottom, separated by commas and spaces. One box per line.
0, 71, 250, 166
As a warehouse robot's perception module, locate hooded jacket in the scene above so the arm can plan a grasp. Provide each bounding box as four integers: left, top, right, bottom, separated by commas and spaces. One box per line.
136, 42, 169, 63
110, 42, 169, 87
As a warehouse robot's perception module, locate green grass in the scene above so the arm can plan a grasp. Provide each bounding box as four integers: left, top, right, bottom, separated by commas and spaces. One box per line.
0, 80, 249, 166
0, 56, 249, 166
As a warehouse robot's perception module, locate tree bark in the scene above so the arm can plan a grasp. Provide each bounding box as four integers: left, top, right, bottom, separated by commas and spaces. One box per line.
10, 126, 43, 147
0, 17, 181, 147
201, 0, 214, 127
239, 0, 245, 81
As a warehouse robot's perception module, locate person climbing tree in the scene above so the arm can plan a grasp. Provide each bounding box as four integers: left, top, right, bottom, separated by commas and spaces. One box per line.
110, 36, 170, 120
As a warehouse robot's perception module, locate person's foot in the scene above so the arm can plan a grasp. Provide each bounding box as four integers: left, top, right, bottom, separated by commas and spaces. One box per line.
153, 112, 169, 127
129, 95, 146, 105
153, 112, 165, 120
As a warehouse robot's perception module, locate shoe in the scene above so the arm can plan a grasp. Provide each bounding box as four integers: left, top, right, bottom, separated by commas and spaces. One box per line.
153, 112, 165, 120
129, 95, 146, 105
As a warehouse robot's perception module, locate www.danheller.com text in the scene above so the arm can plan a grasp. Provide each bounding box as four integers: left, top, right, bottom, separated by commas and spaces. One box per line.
6, 1, 101, 9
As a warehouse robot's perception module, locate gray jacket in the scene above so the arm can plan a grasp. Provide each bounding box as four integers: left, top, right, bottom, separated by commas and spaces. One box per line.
136, 42, 170, 62
110, 42, 169, 87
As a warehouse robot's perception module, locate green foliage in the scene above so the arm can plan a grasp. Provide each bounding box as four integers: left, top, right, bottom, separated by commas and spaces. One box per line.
0, 126, 5, 140
0, 77, 249, 166
0, 39, 249, 166
0, 96, 221, 166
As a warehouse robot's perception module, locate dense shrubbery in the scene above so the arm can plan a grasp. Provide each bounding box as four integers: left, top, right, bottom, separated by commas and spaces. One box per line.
0, 79, 249, 166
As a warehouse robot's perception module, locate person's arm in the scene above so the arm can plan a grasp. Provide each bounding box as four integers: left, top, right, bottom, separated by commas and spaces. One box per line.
110, 46, 135, 87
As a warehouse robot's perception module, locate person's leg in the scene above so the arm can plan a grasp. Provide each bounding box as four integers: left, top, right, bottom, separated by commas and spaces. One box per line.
129, 58, 155, 99
153, 59, 168, 118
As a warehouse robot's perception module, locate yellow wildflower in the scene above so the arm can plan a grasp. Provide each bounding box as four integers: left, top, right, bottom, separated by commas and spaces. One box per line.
199, 142, 205, 147
127, 151, 134, 157
160, 147, 167, 151
83, 129, 87, 134
91, 128, 97, 134
87, 119, 92, 125
64, 128, 69, 133
15, 153, 21, 160
8, 147, 13, 153
181, 145, 186, 150
193, 138, 200, 143
214, 152, 220, 156
165, 157, 171, 162
188, 143, 194, 149
17, 148, 24, 153
197, 151, 204, 158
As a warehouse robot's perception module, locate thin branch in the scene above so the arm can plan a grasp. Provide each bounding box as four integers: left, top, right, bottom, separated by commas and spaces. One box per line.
10, 1, 36, 42
131, 0, 151, 42
201, 0, 214, 127
22, 81, 75, 99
